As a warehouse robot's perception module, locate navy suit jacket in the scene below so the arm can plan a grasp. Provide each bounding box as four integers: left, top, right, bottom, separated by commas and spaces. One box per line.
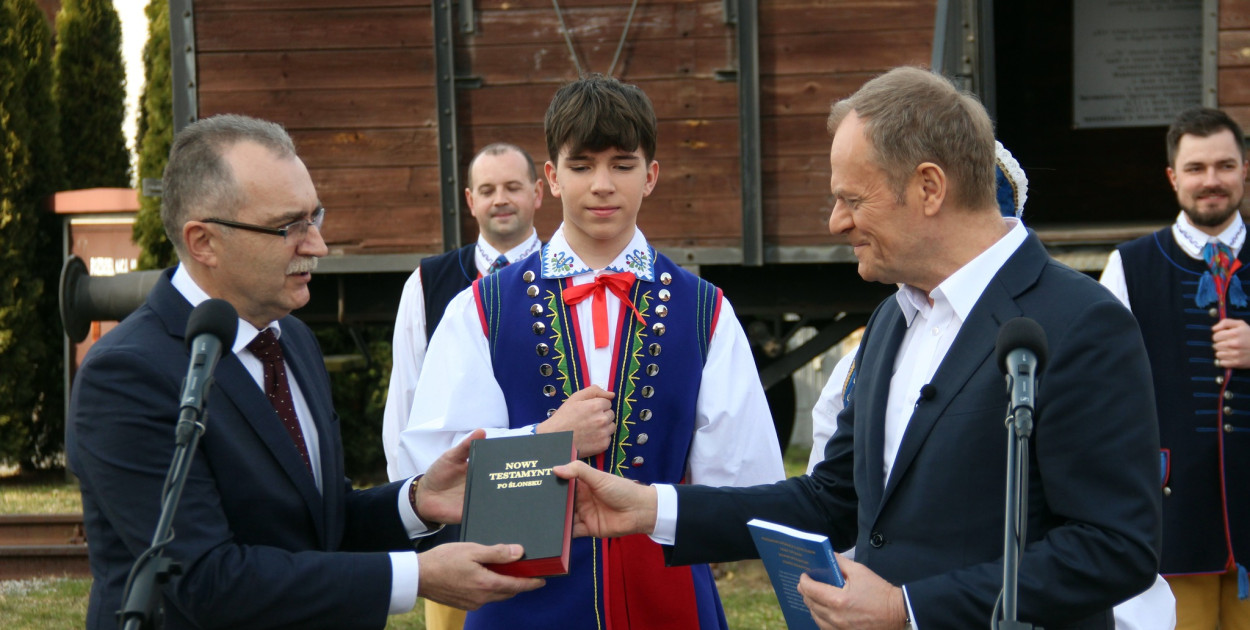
668, 233, 1162, 629
67, 270, 416, 630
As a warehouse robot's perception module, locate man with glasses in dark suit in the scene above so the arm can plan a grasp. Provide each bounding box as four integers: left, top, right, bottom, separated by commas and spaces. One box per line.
67, 114, 543, 630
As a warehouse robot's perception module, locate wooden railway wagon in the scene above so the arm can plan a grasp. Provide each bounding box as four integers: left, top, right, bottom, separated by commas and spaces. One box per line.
170, 0, 1249, 436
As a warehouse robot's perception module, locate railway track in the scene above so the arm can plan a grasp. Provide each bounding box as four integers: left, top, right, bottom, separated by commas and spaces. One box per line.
0, 514, 89, 580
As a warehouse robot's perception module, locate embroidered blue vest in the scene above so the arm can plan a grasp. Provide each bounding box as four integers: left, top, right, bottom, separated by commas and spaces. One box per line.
464, 248, 728, 630
1120, 228, 1250, 577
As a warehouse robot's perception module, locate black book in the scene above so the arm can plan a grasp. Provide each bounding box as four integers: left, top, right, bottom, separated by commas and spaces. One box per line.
459, 431, 576, 577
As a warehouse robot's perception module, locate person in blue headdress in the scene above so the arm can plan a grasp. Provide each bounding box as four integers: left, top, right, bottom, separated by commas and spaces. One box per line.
1100, 106, 1250, 630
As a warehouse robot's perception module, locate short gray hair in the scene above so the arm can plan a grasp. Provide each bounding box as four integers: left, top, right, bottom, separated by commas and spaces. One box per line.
162, 114, 296, 258
827, 67, 996, 212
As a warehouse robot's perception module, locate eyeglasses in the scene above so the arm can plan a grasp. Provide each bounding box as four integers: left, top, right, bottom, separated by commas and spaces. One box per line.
201, 207, 325, 242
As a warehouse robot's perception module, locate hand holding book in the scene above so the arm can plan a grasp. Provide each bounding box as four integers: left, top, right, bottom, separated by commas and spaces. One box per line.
796, 560, 909, 630
748, 521, 907, 630
460, 431, 577, 577
413, 429, 487, 525
550, 459, 660, 539
748, 519, 844, 630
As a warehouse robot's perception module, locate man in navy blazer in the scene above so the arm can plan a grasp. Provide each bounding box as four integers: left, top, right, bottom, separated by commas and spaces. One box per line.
67, 114, 542, 629
554, 67, 1162, 629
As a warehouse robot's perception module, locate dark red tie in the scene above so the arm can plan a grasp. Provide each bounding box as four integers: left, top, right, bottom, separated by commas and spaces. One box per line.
247, 329, 313, 472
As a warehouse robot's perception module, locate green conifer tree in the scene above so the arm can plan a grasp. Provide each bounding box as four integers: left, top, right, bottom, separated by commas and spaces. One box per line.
134, 0, 175, 269
53, 0, 130, 190
15, 0, 66, 468
0, 0, 42, 468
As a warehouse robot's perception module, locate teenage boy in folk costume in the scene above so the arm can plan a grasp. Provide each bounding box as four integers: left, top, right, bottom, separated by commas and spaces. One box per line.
399, 74, 785, 629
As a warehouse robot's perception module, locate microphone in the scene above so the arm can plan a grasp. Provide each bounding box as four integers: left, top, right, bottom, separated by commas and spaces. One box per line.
176, 299, 238, 444
995, 317, 1049, 425
918, 383, 938, 402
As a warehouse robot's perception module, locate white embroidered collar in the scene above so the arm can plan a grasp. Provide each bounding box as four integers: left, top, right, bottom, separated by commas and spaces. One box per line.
474, 230, 542, 274
1172, 211, 1246, 260
540, 224, 656, 282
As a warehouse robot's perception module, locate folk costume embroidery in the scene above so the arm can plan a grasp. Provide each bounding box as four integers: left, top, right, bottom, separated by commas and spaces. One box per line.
467, 239, 728, 630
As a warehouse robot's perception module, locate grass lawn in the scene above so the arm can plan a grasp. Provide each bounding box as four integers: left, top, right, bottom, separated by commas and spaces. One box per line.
0, 446, 812, 628
0, 471, 82, 514
0, 576, 91, 629
0, 562, 783, 630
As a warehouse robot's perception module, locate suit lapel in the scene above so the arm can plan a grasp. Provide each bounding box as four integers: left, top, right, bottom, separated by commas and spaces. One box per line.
279, 327, 340, 547
857, 300, 907, 514
212, 356, 327, 541
878, 286, 1017, 507
876, 232, 1048, 510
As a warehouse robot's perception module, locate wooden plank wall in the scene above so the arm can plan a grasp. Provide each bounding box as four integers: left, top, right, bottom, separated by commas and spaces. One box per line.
1220, 0, 1250, 129
196, 0, 442, 254
757, 0, 934, 246
195, 0, 935, 255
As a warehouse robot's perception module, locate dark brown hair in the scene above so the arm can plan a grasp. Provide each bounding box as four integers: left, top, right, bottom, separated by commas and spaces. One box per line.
1166, 107, 1246, 167
544, 73, 657, 165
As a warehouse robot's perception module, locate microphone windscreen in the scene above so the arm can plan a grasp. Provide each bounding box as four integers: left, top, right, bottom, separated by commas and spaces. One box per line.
185, 299, 239, 352
995, 317, 1048, 374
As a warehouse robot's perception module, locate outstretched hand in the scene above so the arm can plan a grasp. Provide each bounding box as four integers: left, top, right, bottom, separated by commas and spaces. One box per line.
414, 429, 486, 524
551, 460, 657, 539
539, 386, 616, 458
417, 542, 544, 610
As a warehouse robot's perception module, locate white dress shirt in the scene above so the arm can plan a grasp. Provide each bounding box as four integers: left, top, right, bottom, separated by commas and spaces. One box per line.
382, 231, 541, 480
882, 219, 1027, 481
395, 224, 784, 487
172, 265, 426, 615
1100, 211, 1246, 308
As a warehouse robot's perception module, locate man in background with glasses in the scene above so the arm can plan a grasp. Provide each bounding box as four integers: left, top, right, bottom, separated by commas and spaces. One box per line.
67, 114, 543, 630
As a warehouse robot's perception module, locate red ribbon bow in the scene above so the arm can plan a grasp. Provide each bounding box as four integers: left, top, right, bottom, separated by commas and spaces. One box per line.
561, 271, 647, 348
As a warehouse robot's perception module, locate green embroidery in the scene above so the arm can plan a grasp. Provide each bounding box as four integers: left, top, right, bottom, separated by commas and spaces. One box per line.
545, 290, 578, 398
611, 289, 650, 477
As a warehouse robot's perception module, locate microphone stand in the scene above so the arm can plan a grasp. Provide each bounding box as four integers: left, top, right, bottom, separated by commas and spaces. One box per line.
994, 401, 1039, 630
116, 406, 209, 630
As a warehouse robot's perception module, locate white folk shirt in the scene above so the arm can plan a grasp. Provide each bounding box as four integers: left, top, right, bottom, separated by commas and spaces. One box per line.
171, 265, 428, 616
395, 224, 785, 487
1100, 211, 1247, 309
807, 351, 856, 474
382, 231, 541, 481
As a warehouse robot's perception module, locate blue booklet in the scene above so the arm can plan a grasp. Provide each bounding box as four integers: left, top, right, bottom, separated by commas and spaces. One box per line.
747, 518, 844, 630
